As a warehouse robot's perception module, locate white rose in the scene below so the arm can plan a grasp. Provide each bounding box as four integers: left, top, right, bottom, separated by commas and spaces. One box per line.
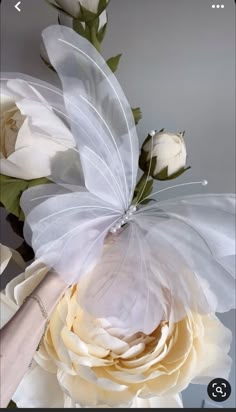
0, 93, 75, 180
49, 0, 108, 18
140, 131, 187, 179
0, 263, 232, 408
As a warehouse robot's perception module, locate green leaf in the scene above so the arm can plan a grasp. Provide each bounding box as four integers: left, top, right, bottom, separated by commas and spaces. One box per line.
79, 5, 97, 22
97, 0, 109, 15
106, 54, 122, 73
7, 400, 17, 408
0, 174, 50, 221
73, 19, 89, 39
139, 179, 153, 203
132, 107, 142, 125
154, 166, 191, 181
133, 173, 154, 204
97, 22, 107, 43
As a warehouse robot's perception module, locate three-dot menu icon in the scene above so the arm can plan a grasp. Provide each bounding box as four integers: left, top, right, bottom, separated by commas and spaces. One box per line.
212, 4, 224, 8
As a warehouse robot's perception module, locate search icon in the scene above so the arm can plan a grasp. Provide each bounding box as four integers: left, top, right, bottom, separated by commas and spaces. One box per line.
207, 378, 231, 402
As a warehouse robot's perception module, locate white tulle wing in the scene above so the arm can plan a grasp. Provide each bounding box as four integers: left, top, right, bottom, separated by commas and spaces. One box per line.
20, 184, 121, 284
78, 194, 235, 334
42, 25, 139, 210
136, 194, 235, 315
78, 221, 166, 335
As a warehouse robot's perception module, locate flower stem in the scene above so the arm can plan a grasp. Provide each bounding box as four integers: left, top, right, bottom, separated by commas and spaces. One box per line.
132, 172, 148, 203
88, 23, 101, 53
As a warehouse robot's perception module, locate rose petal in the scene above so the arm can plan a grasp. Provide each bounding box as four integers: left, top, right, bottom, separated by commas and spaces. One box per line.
13, 362, 64, 408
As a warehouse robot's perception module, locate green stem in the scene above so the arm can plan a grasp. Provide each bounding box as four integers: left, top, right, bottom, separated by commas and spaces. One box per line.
88, 24, 101, 53
132, 172, 148, 203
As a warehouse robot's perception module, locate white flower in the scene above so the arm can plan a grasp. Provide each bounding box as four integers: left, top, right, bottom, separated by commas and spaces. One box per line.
50, 0, 108, 18
0, 92, 75, 180
140, 131, 187, 179
0, 264, 232, 408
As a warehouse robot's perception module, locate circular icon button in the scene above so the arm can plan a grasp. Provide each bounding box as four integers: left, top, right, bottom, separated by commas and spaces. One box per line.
207, 378, 231, 402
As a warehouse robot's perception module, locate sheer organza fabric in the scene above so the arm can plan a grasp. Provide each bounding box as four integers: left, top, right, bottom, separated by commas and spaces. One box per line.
1, 26, 235, 334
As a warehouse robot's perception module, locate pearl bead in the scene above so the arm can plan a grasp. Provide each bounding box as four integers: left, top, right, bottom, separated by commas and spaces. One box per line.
149, 130, 156, 137
201, 179, 208, 186
130, 205, 137, 213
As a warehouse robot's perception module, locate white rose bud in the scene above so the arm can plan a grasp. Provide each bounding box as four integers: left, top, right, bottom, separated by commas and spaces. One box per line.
49, 0, 108, 19
140, 130, 188, 180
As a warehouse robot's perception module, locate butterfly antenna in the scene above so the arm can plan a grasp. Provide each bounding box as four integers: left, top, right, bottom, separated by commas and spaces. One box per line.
136, 179, 208, 206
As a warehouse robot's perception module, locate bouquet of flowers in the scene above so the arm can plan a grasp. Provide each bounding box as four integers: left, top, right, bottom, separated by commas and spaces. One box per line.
0, 0, 235, 408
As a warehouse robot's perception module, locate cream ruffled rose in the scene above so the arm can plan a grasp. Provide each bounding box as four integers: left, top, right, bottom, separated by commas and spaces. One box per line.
0, 93, 75, 180
0, 259, 232, 408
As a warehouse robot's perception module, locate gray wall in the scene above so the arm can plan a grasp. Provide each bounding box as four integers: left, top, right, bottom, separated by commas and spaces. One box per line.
1, 0, 235, 408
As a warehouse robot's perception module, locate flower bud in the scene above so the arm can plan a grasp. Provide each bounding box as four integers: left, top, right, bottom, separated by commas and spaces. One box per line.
48, 0, 108, 20
139, 130, 188, 180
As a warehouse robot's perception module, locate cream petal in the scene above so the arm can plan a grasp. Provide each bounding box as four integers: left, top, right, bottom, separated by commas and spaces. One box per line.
13, 362, 64, 408
161, 319, 192, 365
0, 94, 15, 112
1, 148, 52, 179
5, 273, 26, 303
0, 244, 12, 274
16, 98, 74, 147
61, 327, 89, 356
58, 367, 134, 408
71, 351, 112, 368
73, 364, 128, 392
120, 325, 169, 368
164, 348, 198, 395
0, 292, 18, 327
151, 393, 183, 408
34, 348, 58, 374
49, 311, 71, 364
80, 0, 100, 13
192, 343, 232, 384
87, 343, 109, 358
56, 0, 81, 17
144, 370, 180, 396
167, 151, 187, 176
120, 342, 145, 359
24, 259, 49, 279
74, 315, 129, 354
13, 268, 48, 305
0, 245, 25, 277
132, 393, 183, 408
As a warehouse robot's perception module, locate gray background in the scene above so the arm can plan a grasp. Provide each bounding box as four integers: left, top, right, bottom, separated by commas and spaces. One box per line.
0, 0, 235, 408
